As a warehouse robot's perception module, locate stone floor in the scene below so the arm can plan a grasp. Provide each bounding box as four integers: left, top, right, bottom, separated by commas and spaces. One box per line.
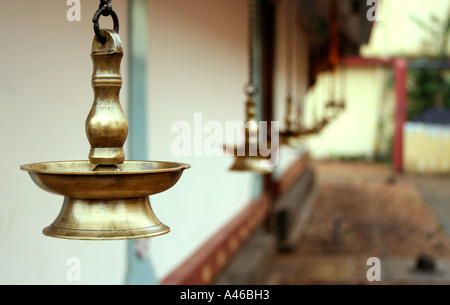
267, 161, 450, 285
411, 175, 450, 236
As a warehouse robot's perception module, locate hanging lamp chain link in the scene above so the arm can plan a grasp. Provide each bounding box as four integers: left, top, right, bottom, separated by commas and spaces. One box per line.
285, 0, 295, 131
286, 0, 294, 98
245, 0, 256, 97
93, 0, 119, 45
99, 0, 113, 10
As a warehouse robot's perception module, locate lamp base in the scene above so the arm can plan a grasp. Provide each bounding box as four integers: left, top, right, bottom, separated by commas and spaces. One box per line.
229, 156, 274, 174
43, 196, 169, 240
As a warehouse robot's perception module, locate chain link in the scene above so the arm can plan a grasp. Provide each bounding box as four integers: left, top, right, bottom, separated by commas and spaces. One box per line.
93, 0, 119, 44
245, 0, 256, 96
286, 0, 294, 98
99, 0, 112, 10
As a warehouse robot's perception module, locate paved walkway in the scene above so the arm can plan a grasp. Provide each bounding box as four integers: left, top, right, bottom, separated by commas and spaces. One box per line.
268, 255, 450, 285
267, 162, 450, 285
410, 175, 450, 236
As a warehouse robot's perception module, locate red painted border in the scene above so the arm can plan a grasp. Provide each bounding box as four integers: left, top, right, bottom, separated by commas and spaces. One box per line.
161, 153, 311, 285
161, 192, 271, 285
393, 58, 408, 173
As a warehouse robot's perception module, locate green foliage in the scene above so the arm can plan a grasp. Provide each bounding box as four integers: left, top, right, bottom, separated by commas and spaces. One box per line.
408, 69, 450, 120
407, 11, 450, 121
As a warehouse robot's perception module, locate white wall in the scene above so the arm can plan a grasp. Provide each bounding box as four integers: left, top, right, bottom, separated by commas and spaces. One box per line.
404, 123, 450, 174
0, 1, 129, 284
142, 0, 260, 279
303, 66, 394, 159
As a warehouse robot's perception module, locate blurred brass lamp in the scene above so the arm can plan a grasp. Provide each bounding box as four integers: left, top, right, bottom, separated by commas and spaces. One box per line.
226, 0, 275, 175
227, 86, 275, 174
279, 94, 303, 147
325, 99, 340, 120
311, 98, 330, 134
324, 70, 346, 121
337, 98, 346, 111
279, 0, 304, 148
288, 100, 312, 140
279, 130, 303, 147
20, 1, 190, 240
301, 96, 329, 136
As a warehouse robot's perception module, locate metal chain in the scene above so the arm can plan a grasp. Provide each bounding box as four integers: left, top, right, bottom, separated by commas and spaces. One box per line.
339, 66, 347, 101
292, 1, 304, 130
286, 0, 294, 99
285, 0, 295, 130
93, 0, 119, 45
245, 0, 256, 96
99, 0, 112, 10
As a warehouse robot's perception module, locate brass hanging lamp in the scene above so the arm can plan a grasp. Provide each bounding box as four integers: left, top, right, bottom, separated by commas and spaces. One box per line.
317, 95, 331, 133
20, 1, 190, 240
335, 65, 347, 112
279, 0, 303, 147
290, 85, 324, 137
324, 0, 342, 120
281, 0, 326, 141
293, 80, 314, 138
227, 0, 275, 174
293, 96, 314, 138
325, 71, 340, 121
307, 81, 330, 135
